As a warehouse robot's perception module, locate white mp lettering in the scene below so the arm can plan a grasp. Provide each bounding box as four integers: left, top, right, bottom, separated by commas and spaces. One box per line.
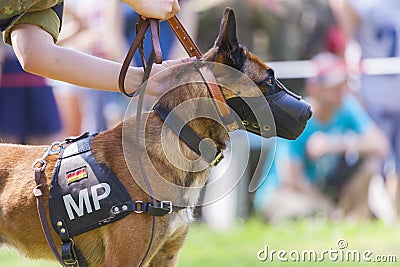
63, 183, 111, 220
91, 183, 111, 210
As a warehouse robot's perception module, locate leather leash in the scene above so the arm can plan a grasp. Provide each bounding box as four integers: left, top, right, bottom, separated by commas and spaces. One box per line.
167, 16, 239, 131
119, 17, 162, 97
167, 16, 202, 58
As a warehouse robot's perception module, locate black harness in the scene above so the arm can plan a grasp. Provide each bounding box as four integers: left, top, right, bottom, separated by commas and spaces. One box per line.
33, 133, 186, 267
49, 133, 132, 237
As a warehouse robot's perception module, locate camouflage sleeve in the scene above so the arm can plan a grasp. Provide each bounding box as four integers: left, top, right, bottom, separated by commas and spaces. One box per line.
3, 7, 61, 45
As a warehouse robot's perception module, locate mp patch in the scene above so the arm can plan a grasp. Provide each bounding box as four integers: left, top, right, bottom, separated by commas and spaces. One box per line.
49, 134, 132, 237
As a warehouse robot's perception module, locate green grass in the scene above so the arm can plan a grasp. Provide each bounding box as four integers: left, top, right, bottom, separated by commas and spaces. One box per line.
179, 218, 400, 267
1, 218, 399, 267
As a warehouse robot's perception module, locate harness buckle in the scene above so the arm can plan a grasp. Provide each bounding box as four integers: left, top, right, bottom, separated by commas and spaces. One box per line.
33, 184, 43, 197
161, 201, 173, 214
134, 200, 144, 214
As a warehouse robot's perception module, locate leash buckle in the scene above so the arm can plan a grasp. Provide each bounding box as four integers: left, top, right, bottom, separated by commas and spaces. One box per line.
32, 159, 47, 172
161, 201, 173, 214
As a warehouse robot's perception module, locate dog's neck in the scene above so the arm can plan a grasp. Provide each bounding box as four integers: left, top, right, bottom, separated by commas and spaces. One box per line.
146, 87, 229, 204
94, 98, 229, 208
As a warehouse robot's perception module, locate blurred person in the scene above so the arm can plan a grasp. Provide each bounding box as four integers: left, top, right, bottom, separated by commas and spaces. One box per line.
0, 0, 187, 97
0, 42, 62, 144
330, 0, 400, 217
254, 52, 388, 222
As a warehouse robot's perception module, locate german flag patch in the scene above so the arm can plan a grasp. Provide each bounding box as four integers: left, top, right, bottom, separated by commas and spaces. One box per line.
66, 166, 88, 184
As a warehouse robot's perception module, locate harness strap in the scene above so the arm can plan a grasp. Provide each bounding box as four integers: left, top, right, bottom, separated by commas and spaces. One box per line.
112, 201, 186, 217
33, 139, 90, 267
153, 103, 224, 166
55, 220, 84, 267
33, 169, 70, 267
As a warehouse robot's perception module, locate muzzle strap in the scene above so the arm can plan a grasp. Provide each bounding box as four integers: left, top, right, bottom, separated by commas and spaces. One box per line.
197, 65, 240, 131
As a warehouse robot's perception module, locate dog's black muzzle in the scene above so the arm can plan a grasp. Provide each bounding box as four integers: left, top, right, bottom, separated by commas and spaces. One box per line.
227, 79, 312, 140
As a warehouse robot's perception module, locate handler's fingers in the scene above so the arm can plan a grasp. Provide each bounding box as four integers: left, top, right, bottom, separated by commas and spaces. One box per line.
171, 0, 180, 17
147, 57, 197, 96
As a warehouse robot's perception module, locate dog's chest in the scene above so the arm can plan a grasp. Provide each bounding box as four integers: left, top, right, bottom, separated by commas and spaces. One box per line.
168, 207, 194, 234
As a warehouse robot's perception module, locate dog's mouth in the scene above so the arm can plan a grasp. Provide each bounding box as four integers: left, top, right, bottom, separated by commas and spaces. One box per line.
227, 78, 312, 140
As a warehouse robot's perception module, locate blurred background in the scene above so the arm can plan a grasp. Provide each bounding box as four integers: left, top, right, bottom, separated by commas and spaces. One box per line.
1, 0, 400, 266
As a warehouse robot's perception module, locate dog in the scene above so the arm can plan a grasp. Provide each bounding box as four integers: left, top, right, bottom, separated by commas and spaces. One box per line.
0, 8, 311, 267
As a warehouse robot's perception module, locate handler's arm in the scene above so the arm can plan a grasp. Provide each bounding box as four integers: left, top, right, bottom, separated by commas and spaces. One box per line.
10, 24, 190, 95
11, 24, 144, 92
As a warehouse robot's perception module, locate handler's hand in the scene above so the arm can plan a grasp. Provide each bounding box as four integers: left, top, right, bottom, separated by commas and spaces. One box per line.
123, 0, 180, 20
146, 57, 197, 97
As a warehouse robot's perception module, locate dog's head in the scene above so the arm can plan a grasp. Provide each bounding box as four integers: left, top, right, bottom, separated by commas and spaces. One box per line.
205, 8, 312, 140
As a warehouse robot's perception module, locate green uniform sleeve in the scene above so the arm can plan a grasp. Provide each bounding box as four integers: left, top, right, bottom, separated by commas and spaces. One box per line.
3, 7, 60, 45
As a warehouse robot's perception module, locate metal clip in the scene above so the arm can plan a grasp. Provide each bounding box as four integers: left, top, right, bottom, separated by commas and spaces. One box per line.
210, 151, 224, 166
32, 141, 62, 171
32, 159, 47, 172
134, 201, 144, 214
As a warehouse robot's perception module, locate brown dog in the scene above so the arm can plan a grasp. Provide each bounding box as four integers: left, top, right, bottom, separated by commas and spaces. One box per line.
0, 8, 310, 267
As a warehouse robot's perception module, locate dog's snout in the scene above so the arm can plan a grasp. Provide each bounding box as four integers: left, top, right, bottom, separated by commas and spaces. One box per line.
300, 102, 312, 125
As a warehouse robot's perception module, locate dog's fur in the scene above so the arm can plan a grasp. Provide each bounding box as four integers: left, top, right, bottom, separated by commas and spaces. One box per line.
0, 9, 281, 267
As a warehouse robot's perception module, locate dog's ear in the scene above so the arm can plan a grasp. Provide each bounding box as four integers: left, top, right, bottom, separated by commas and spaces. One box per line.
214, 8, 238, 50
214, 7, 244, 70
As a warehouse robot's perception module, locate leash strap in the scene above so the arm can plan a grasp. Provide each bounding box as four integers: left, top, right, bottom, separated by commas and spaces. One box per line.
197, 65, 239, 131
112, 201, 186, 217
167, 16, 239, 131
119, 18, 149, 97
167, 16, 202, 59
33, 170, 71, 267
119, 18, 163, 96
